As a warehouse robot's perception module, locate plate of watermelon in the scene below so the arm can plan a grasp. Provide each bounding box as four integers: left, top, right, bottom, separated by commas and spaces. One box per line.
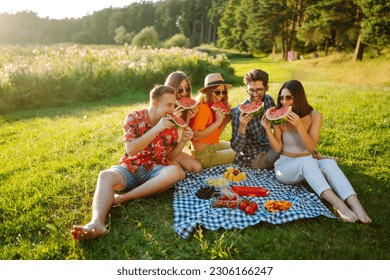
265, 106, 291, 125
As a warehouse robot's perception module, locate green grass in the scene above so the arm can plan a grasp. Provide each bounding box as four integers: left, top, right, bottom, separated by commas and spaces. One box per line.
0, 53, 389, 260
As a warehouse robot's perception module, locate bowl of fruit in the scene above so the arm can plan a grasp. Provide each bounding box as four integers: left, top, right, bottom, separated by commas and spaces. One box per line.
223, 166, 247, 182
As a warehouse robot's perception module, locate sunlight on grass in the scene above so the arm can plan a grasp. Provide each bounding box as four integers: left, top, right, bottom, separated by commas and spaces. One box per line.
0, 53, 389, 260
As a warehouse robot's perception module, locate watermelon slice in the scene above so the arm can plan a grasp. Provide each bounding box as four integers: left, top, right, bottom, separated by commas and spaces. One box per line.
211, 101, 231, 113
265, 106, 291, 125
166, 113, 187, 128
176, 97, 198, 110
238, 101, 264, 116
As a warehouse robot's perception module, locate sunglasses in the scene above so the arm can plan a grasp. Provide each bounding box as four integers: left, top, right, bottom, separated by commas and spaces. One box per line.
278, 95, 294, 101
213, 90, 228, 96
177, 87, 191, 94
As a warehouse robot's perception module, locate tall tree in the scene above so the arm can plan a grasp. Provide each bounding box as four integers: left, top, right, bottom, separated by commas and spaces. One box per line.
297, 0, 358, 56
207, 0, 227, 44
231, 0, 250, 52
244, 0, 276, 54
218, 0, 241, 49
154, 0, 182, 41
178, 0, 213, 47
359, 0, 390, 47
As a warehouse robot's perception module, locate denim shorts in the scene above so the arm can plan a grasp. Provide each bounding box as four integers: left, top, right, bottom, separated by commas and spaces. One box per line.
111, 164, 165, 193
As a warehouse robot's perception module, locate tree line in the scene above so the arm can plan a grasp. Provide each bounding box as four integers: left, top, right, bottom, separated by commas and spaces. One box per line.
0, 0, 388, 60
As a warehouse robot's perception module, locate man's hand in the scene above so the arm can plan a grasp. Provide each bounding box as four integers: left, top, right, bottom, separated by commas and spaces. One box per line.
238, 111, 254, 134
153, 116, 174, 133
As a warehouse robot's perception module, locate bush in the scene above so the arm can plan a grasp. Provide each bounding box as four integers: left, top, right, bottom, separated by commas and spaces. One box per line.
163, 34, 190, 48
0, 44, 235, 113
131, 27, 158, 48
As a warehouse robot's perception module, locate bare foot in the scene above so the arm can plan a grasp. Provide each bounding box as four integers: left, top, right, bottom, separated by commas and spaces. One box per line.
345, 195, 372, 224
71, 223, 107, 241
354, 210, 372, 224
336, 206, 358, 223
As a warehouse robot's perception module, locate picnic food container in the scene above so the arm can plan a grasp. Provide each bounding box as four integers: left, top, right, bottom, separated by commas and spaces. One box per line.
211, 186, 241, 209
205, 177, 229, 188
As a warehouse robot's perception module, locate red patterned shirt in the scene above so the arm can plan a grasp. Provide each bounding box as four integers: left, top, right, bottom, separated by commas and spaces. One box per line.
119, 109, 178, 172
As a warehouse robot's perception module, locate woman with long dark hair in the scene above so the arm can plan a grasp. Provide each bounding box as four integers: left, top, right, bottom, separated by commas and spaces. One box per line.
262, 80, 371, 223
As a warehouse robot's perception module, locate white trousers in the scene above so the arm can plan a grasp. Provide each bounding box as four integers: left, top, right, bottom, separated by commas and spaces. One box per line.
274, 155, 356, 201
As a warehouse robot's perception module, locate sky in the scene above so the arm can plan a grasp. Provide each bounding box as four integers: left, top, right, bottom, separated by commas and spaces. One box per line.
0, 0, 147, 19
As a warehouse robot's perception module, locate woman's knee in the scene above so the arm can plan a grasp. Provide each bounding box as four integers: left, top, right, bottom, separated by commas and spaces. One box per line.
191, 161, 203, 174
318, 158, 338, 173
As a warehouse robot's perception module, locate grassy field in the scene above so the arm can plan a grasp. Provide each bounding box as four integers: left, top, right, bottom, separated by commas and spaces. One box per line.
0, 51, 389, 260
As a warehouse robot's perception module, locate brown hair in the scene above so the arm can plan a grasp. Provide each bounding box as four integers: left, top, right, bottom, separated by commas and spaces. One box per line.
150, 85, 175, 101
277, 80, 313, 118
243, 69, 269, 86
164, 71, 192, 98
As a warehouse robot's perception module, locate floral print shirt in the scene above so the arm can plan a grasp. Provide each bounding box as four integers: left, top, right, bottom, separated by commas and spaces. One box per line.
119, 109, 178, 172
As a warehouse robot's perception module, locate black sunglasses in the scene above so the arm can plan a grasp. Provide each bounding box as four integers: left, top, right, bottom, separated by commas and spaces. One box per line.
278, 95, 294, 101
177, 87, 191, 94
213, 90, 228, 96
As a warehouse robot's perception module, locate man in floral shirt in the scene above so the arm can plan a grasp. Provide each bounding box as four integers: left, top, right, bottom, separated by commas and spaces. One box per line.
231, 69, 280, 169
71, 85, 193, 240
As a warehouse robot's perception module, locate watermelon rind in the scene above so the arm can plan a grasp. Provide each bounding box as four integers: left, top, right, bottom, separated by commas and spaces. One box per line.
176, 97, 198, 110
238, 101, 264, 116
166, 114, 187, 128
265, 106, 291, 125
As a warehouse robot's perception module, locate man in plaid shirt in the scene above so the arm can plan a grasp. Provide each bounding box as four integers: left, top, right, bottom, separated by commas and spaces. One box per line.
231, 69, 280, 169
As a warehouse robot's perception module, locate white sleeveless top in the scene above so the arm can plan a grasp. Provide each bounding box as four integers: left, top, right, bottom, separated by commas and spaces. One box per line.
282, 130, 309, 154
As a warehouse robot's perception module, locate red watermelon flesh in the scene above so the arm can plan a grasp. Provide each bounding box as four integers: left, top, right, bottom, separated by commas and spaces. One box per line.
211, 101, 231, 113
266, 106, 291, 125
176, 97, 198, 109
166, 113, 187, 128
238, 101, 264, 116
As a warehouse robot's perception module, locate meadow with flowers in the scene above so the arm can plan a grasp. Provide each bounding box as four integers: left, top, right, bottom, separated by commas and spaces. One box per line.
0, 44, 389, 260
0, 44, 234, 113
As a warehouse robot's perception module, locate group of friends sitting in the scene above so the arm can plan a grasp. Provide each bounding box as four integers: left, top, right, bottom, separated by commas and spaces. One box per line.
71, 69, 371, 241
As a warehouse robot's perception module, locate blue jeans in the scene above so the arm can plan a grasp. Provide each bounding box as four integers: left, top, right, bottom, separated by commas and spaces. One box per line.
111, 164, 165, 193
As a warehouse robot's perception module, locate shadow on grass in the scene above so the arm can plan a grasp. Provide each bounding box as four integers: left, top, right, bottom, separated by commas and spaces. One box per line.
0, 90, 150, 124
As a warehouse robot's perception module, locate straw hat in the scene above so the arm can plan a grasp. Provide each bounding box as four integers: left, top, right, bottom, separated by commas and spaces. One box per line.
198, 73, 232, 93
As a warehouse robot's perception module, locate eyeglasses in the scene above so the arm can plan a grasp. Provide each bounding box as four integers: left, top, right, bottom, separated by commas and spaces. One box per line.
278, 95, 294, 102
247, 88, 265, 95
213, 90, 228, 96
177, 87, 191, 94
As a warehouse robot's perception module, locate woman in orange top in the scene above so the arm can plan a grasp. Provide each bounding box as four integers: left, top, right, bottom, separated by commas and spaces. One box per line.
189, 73, 236, 168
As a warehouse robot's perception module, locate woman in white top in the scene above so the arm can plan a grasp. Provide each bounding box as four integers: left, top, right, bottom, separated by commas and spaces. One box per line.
262, 80, 371, 223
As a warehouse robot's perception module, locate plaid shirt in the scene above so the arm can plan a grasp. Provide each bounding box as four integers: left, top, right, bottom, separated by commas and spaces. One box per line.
230, 94, 276, 167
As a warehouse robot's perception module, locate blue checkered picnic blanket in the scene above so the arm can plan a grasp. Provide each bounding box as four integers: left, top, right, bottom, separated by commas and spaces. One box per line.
173, 164, 336, 239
